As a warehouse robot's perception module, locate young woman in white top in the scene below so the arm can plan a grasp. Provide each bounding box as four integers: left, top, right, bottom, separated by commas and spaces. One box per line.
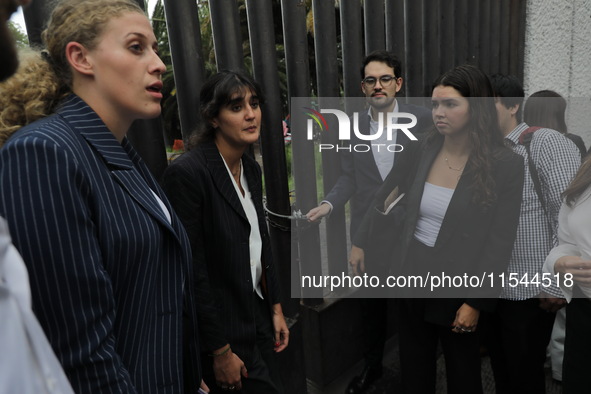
544, 158, 591, 392
354, 64, 524, 393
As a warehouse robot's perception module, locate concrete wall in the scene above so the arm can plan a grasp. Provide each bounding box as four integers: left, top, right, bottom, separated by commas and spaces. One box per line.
524, 0, 591, 146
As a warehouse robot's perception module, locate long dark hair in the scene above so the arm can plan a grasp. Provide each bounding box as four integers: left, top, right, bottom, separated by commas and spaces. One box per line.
524, 90, 567, 134
188, 70, 264, 149
563, 156, 591, 206
431, 64, 505, 208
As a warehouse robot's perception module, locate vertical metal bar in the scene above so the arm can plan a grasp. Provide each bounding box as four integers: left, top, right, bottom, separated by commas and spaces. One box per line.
385, 0, 405, 71
124, 0, 168, 180
163, 0, 206, 141
499, 0, 512, 75
363, 0, 386, 54
208, 0, 244, 71
281, 0, 323, 306
311, 0, 348, 277
127, 119, 169, 181
478, 0, 491, 74
489, 0, 501, 73
404, 0, 423, 97
509, 0, 527, 81
425, 0, 441, 93
454, 0, 469, 66
468, 0, 480, 66
247, 3, 308, 392
340, 0, 364, 104
245, 0, 295, 312
438, 0, 453, 73
22, 1, 50, 46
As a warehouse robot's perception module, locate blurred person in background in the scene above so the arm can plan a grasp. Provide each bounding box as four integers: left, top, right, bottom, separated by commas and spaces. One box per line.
524, 89, 586, 160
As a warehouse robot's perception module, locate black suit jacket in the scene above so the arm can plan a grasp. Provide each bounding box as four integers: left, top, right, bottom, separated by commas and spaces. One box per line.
162, 141, 281, 367
357, 134, 524, 325
324, 103, 432, 236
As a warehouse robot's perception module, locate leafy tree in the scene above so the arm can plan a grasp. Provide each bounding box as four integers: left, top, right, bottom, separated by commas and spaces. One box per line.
150, 0, 291, 144
8, 21, 28, 49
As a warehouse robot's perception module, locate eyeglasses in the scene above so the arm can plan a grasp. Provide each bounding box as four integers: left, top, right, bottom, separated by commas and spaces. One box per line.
362, 75, 398, 88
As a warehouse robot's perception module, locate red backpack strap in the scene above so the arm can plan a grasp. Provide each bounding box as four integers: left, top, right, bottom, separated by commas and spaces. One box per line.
518, 126, 542, 145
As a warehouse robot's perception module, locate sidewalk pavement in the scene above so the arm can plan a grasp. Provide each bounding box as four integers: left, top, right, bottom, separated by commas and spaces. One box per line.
307, 335, 563, 394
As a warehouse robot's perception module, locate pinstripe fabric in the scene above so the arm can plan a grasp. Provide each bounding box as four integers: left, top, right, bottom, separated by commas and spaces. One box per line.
161, 141, 280, 368
0, 95, 200, 393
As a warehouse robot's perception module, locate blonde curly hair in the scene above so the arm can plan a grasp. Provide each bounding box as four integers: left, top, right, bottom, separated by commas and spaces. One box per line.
0, 0, 144, 146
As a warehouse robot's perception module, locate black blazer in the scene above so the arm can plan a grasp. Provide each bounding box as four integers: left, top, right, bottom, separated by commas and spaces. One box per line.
358, 135, 524, 325
324, 103, 432, 236
162, 141, 281, 367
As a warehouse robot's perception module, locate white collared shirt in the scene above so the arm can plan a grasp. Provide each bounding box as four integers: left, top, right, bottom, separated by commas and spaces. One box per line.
368, 100, 399, 181
221, 156, 264, 298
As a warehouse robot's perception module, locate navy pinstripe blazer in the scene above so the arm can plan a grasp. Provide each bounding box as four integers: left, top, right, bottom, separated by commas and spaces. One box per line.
162, 141, 281, 368
0, 95, 201, 393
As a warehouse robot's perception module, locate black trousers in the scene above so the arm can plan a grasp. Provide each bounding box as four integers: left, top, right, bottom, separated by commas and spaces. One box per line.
398, 299, 483, 394
398, 240, 482, 394
356, 297, 388, 370
481, 298, 555, 394
563, 295, 591, 394
203, 296, 283, 394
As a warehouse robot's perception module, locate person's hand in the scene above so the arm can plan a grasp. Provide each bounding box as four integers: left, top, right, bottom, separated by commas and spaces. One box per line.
554, 255, 591, 286
212, 345, 247, 391
538, 292, 566, 312
349, 245, 365, 276
451, 303, 479, 334
306, 203, 331, 222
272, 303, 290, 352
199, 379, 210, 393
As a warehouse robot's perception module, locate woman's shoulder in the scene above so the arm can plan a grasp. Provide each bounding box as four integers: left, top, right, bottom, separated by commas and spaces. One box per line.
3, 113, 76, 150
163, 144, 211, 182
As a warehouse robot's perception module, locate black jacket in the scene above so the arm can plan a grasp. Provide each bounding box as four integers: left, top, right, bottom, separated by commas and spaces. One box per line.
356, 134, 524, 325
162, 141, 280, 366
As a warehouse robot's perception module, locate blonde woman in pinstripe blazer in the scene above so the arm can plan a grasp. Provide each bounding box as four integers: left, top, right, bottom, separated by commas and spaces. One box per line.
0, 1, 202, 392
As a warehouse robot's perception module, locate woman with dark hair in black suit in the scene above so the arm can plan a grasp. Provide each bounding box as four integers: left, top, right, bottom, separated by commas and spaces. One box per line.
162, 70, 288, 393
353, 64, 524, 393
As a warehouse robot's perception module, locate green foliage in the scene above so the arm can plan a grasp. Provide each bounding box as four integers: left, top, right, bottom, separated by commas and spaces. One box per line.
150, 0, 178, 144
8, 21, 28, 49
149, 0, 292, 145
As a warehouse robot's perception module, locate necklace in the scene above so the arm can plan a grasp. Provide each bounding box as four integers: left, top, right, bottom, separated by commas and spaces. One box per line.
444, 156, 465, 172
231, 162, 241, 178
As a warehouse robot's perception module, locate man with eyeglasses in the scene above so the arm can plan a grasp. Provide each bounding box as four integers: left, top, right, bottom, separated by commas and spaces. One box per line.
306, 50, 431, 394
